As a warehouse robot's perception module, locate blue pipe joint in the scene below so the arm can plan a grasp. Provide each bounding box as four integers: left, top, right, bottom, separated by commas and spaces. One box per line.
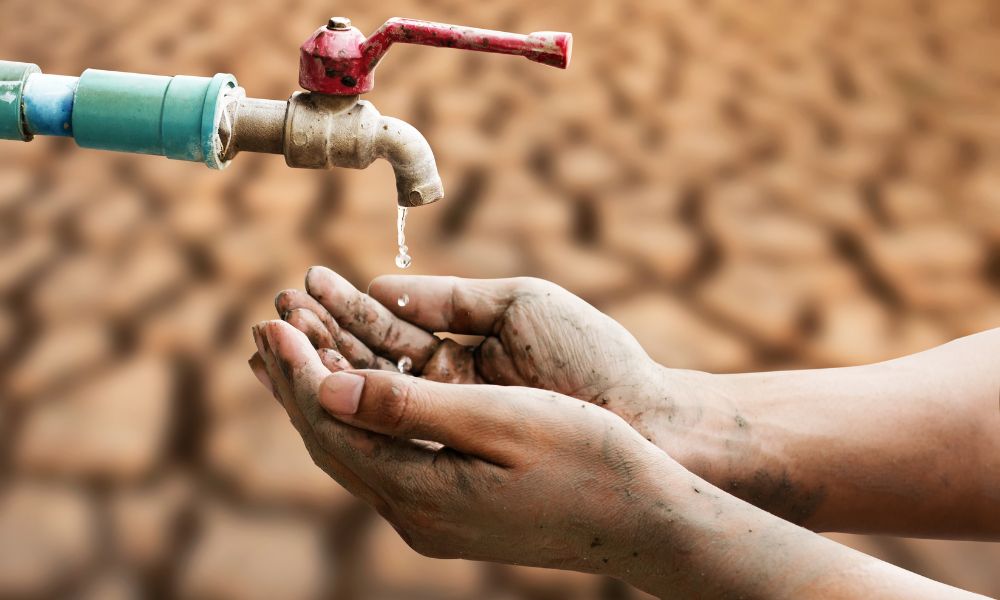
23, 74, 78, 137
0, 61, 40, 141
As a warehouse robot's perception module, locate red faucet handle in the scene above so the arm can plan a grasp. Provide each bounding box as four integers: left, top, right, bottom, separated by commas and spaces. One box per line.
299, 17, 573, 95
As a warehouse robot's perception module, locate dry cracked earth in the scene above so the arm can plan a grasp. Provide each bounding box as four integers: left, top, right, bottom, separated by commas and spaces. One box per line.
1, 0, 999, 598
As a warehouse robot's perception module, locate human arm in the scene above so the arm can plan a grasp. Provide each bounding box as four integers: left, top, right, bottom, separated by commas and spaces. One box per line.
676, 329, 1000, 537
268, 267, 1000, 537
249, 318, 987, 599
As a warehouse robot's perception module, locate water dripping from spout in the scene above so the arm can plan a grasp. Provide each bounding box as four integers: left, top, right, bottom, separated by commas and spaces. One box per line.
394, 205, 413, 373
395, 206, 412, 269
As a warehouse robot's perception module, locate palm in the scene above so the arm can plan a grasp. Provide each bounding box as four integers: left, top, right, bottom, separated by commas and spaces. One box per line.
263, 268, 714, 495
475, 291, 650, 403
273, 269, 656, 416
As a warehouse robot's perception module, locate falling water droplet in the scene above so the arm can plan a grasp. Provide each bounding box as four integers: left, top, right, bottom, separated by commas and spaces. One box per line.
397, 355, 412, 374
393, 206, 412, 314
394, 248, 412, 269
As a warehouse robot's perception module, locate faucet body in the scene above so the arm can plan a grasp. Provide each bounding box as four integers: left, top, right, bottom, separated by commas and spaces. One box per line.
220, 92, 443, 207
0, 17, 571, 208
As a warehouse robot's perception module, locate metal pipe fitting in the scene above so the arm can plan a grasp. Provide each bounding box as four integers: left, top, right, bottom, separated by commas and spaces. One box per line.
226, 91, 443, 207
219, 95, 286, 159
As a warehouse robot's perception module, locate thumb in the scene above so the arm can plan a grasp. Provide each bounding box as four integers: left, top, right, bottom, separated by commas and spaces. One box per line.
318, 371, 534, 466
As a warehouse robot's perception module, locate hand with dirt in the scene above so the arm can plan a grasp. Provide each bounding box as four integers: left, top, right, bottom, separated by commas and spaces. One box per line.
262, 267, 1000, 540
248, 318, 980, 599
269, 267, 740, 486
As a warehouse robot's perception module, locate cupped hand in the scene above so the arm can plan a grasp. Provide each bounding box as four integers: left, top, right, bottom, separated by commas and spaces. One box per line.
249, 318, 681, 575
267, 267, 702, 435
260, 267, 748, 490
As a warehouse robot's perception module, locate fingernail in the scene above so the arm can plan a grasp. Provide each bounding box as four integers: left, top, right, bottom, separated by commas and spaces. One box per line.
305, 267, 318, 296
319, 372, 364, 415
273, 290, 290, 314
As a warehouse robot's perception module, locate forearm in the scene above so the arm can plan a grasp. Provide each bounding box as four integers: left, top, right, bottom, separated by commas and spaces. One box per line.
618, 457, 987, 599
646, 329, 1000, 537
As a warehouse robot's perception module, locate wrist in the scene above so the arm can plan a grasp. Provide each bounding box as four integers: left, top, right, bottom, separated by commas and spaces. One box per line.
598, 452, 697, 592
618, 459, 854, 599
661, 367, 827, 527
635, 364, 755, 486
606, 455, 760, 597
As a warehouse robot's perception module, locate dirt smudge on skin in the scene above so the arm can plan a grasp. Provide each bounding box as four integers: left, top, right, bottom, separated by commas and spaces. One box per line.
726, 469, 826, 526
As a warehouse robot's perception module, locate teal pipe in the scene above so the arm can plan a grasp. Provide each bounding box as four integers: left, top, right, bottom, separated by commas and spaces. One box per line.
0, 61, 238, 169
0, 61, 40, 141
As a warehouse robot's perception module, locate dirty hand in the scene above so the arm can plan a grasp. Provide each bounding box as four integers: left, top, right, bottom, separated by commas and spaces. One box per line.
249, 318, 977, 600
267, 267, 740, 482
249, 318, 678, 577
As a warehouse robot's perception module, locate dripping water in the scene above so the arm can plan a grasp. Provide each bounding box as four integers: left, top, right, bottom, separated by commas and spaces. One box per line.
395, 206, 412, 269
395, 205, 412, 373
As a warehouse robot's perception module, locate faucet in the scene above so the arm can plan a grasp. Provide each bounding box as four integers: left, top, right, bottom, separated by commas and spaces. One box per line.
0, 17, 572, 208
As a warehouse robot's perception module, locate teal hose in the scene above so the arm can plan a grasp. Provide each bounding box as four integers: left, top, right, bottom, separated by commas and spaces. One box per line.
0, 61, 40, 141
0, 60, 238, 169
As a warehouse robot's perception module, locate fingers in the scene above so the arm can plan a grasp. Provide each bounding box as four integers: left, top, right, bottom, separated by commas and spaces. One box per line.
318, 369, 535, 466
248, 352, 275, 396
251, 348, 348, 393
284, 310, 356, 372
305, 266, 439, 370
368, 275, 546, 335
284, 308, 334, 349
251, 321, 383, 507
255, 320, 436, 499
275, 289, 395, 371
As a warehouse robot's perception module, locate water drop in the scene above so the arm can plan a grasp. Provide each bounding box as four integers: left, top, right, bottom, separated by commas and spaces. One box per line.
394, 251, 412, 269
397, 293, 409, 307
397, 355, 412, 374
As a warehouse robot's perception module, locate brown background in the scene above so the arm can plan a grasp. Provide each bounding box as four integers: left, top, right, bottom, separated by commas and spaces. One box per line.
1, 0, 998, 598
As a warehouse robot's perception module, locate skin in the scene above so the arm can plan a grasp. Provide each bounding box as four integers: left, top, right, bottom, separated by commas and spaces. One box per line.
268, 267, 1000, 537
249, 267, 999, 596
250, 318, 986, 598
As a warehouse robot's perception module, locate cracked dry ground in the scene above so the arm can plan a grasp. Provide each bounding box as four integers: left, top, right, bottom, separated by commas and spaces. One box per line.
2, 0, 1000, 598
